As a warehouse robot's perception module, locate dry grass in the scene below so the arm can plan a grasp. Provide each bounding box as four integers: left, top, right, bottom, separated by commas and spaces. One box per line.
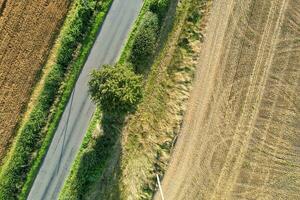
115, 0, 211, 199
158, 0, 300, 199
0, 0, 69, 161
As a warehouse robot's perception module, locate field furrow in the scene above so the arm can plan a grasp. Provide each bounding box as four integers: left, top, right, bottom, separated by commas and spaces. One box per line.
0, 0, 69, 161
158, 0, 300, 199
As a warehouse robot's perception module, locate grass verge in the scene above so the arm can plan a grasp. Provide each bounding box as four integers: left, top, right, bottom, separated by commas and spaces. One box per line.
118, 1, 193, 198
118, 0, 211, 198
0, 0, 113, 199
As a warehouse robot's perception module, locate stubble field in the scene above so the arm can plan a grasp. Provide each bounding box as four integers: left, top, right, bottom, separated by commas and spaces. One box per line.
0, 0, 69, 160
158, 0, 300, 199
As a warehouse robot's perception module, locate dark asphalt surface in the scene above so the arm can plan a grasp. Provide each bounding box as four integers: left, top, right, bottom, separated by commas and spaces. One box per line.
27, 0, 142, 199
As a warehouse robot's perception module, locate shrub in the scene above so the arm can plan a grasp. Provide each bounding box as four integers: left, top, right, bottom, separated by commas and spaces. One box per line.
149, 0, 170, 21
56, 4, 94, 68
89, 64, 143, 114
130, 11, 159, 73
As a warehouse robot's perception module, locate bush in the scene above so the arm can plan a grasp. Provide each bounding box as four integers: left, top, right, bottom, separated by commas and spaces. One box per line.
130, 11, 159, 73
56, 4, 93, 67
149, 0, 170, 21
89, 64, 143, 114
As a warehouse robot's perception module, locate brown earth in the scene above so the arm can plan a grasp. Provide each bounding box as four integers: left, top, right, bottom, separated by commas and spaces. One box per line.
0, 0, 69, 160
156, 0, 300, 199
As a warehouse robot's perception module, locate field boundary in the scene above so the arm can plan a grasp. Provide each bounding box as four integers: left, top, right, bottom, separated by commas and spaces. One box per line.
119, 0, 211, 198
0, 0, 113, 199
154, 0, 300, 199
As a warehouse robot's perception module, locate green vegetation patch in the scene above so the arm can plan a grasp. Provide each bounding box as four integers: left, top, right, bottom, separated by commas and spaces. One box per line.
0, 0, 113, 199
128, 0, 172, 74
130, 11, 159, 73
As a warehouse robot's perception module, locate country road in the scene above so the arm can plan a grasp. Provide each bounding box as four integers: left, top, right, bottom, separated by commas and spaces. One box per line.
27, 0, 142, 199
156, 0, 300, 199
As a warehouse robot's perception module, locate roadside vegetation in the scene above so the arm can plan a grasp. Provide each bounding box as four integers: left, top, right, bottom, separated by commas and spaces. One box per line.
59, 0, 173, 199
59, 64, 143, 200
119, 1, 210, 198
0, 0, 113, 199
130, 11, 159, 74
84, 0, 210, 199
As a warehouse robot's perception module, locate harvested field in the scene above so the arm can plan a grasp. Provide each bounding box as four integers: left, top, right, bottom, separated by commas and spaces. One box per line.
157, 0, 300, 199
0, 0, 69, 160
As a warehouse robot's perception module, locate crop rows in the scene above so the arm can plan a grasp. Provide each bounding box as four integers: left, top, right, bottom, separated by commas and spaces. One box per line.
0, 0, 69, 160
159, 0, 300, 199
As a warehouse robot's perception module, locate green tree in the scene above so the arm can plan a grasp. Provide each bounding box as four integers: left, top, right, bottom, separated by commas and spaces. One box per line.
89, 64, 143, 114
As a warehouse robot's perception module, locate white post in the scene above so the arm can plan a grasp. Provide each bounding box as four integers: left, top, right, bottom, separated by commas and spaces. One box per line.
156, 174, 165, 200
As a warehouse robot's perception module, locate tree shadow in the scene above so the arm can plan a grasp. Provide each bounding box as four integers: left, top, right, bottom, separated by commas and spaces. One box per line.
72, 111, 126, 200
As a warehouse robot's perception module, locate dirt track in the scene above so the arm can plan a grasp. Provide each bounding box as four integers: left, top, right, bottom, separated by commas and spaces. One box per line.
157, 0, 300, 199
0, 0, 69, 160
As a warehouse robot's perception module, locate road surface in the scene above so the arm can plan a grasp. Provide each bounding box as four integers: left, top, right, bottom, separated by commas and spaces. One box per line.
155, 0, 300, 199
27, 0, 142, 199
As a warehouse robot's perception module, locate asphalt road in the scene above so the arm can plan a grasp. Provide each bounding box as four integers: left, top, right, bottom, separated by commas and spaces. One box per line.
27, 0, 142, 199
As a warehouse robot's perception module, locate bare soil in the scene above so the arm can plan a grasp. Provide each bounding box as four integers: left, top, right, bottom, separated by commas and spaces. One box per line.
158, 0, 300, 199
0, 0, 69, 160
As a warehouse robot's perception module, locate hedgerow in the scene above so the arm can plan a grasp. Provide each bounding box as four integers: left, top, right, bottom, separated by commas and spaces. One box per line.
0, 0, 112, 199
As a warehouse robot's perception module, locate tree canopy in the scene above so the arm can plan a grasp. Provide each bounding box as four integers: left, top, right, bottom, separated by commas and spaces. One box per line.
89, 64, 143, 114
